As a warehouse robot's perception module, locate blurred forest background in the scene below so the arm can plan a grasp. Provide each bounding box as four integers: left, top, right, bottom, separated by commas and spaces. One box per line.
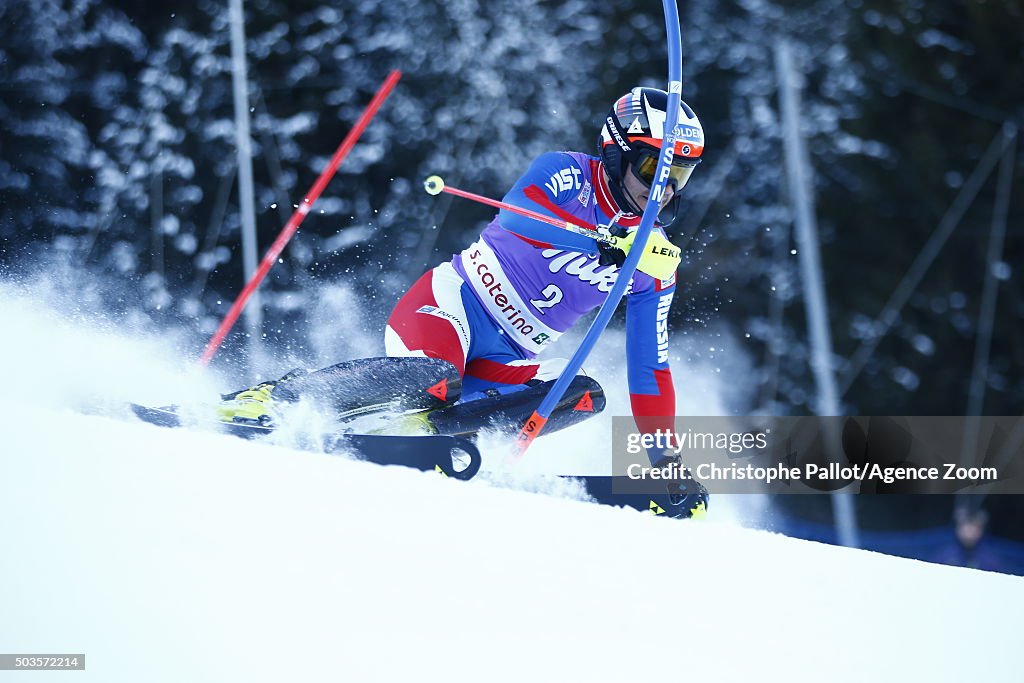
1, 0, 1022, 562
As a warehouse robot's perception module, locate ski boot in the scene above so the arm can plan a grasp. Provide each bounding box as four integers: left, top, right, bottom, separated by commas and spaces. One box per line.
663, 477, 709, 519
649, 454, 709, 519
216, 383, 281, 427
216, 369, 307, 427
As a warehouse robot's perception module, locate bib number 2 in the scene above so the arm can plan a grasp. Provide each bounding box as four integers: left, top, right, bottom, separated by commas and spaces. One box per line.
530, 284, 563, 314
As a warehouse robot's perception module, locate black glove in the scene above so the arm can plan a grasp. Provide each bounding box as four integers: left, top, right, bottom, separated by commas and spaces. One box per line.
597, 241, 626, 268
596, 224, 630, 268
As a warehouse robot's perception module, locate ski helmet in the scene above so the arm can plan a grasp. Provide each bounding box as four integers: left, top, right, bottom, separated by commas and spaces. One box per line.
598, 87, 704, 215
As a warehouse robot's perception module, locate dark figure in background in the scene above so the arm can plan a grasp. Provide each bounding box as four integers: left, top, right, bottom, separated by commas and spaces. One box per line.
933, 504, 1005, 573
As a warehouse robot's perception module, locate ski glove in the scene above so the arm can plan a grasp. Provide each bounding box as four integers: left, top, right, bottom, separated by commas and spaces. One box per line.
597, 238, 627, 269
596, 225, 681, 281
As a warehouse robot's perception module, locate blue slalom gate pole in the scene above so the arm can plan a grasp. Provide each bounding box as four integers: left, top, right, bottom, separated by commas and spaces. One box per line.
514, 0, 685, 456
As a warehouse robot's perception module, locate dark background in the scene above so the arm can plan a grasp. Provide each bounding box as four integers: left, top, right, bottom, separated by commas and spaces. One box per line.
1, 0, 1022, 565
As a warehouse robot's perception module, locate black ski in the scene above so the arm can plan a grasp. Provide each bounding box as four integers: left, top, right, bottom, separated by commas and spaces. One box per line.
130, 403, 481, 480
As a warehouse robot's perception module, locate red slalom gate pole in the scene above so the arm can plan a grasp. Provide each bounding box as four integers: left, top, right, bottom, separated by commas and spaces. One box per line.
199, 70, 402, 366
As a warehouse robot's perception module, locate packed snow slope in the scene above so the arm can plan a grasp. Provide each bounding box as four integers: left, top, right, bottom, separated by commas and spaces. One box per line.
2, 403, 1022, 683
1, 282, 1021, 682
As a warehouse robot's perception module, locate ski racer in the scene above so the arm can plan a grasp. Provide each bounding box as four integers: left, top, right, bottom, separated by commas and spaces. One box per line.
219, 87, 708, 517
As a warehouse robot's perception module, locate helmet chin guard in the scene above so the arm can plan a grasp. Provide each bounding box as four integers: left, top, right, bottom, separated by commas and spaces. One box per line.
598, 87, 705, 219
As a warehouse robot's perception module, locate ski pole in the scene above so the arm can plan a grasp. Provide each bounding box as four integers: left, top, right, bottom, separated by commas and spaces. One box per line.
199, 70, 402, 366
423, 175, 605, 242
424, 176, 681, 279
513, 0, 684, 458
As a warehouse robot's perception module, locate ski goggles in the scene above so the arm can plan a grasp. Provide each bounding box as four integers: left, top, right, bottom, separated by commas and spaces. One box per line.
631, 151, 699, 191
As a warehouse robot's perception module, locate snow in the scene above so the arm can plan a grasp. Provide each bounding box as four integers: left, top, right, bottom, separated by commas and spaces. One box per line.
2, 402, 1022, 682
1, 285, 1021, 682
